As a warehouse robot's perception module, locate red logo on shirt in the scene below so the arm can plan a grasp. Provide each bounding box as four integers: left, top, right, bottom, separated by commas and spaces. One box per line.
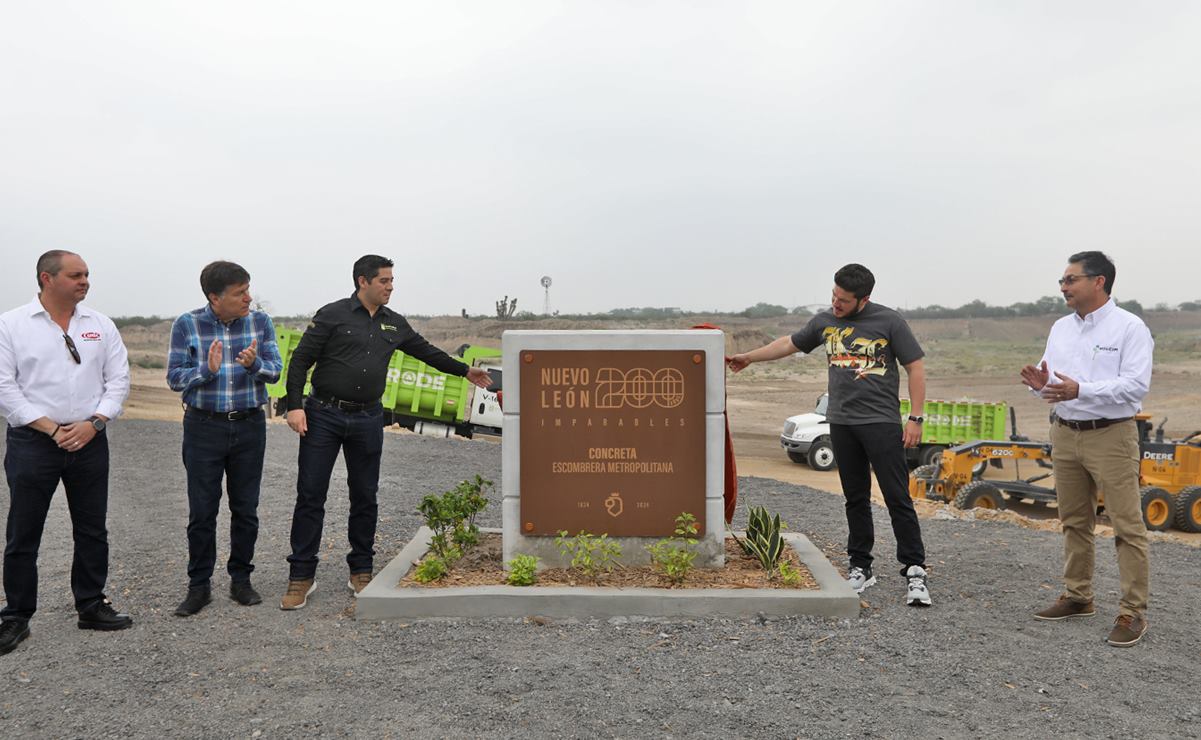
80, 331, 101, 341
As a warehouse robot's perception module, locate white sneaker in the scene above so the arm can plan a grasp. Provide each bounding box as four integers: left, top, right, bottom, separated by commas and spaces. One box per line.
847, 566, 876, 594
905, 565, 932, 607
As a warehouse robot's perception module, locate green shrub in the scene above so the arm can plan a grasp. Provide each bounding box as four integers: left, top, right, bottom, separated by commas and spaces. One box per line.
777, 560, 802, 587
417, 475, 492, 562
506, 555, 539, 586
414, 556, 449, 583
645, 512, 699, 585
554, 530, 623, 583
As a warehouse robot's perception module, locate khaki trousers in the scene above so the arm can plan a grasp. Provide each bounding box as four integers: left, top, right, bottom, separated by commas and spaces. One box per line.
1051, 419, 1149, 617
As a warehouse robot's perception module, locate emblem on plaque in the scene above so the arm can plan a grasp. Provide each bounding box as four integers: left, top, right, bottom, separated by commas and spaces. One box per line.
604, 492, 624, 518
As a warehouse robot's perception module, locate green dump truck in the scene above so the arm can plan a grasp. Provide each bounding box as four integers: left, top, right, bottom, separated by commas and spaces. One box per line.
780, 394, 1009, 471
266, 327, 503, 438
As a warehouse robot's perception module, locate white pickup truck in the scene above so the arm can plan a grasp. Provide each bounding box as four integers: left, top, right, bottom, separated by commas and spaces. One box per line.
781, 393, 999, 472
780, 394, 838, 470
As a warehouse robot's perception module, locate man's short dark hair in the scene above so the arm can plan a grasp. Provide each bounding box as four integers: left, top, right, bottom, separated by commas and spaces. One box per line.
36, 249, 78, 289
353, 254, 394, 290
200, 261, 251, 301
1068, 251, 1116, 295
834, 263, 876, 300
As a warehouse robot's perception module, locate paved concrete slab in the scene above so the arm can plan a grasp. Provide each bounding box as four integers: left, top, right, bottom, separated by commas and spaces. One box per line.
356, 527, 860, 620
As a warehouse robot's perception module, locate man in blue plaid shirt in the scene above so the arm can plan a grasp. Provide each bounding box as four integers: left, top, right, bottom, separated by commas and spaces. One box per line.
167, 261, 282, 616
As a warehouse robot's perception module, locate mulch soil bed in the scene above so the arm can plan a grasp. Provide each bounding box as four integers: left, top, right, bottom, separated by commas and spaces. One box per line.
398, 533, 818, 590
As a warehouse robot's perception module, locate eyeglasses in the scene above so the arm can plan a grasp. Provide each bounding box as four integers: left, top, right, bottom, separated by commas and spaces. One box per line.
63, 333, 81, 364
1057, 273, 1098, 287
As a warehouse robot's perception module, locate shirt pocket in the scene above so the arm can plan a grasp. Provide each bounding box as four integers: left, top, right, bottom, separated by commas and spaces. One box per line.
1088, 349, 1122, 380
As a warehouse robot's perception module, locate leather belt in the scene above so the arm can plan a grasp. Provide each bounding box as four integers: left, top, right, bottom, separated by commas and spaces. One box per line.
186, 406, 263, 422
308, 395, 379, 413
1055, 416, 1132, 431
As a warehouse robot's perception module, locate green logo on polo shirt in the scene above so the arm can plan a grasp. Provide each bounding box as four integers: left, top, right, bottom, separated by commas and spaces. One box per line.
381, 323, 398, 332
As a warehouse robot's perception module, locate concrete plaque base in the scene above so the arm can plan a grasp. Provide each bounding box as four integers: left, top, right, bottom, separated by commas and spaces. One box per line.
355, 527, 860, 621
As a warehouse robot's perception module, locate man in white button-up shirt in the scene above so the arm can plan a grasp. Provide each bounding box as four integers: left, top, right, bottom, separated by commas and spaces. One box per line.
0, 250, 133, 656
1020, 251, 1153, 648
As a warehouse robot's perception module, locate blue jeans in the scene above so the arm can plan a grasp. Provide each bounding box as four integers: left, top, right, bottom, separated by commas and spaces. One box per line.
2, 425, 110, 622
287, 399, 384, 580
181, 408, 267, 588
830, 422, 926, 574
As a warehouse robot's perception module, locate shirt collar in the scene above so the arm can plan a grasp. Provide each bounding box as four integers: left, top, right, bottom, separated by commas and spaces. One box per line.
349, 292, 387, 318
203, 303, 246, 328
1072, 297, 1115, 327
27, 295, 92, 319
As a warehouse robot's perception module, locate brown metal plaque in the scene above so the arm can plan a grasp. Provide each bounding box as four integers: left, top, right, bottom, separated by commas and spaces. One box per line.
519, 349, 707, 537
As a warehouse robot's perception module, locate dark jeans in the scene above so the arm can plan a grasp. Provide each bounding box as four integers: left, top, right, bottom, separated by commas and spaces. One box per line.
830, 422, 926, 574
3, 425, 110, 622
287, 399, 383, 580
182, 408, 267, 588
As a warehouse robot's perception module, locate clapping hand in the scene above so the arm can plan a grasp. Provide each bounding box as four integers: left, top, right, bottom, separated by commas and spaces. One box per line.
236, 339, 258, 368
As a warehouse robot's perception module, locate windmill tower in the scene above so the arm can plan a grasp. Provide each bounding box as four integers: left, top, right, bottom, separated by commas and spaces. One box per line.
541, 275, 552, 316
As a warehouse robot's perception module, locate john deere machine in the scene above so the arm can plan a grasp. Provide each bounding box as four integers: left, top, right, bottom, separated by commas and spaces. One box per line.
1136, 416, 1201, 533
909, 409, 1201, 533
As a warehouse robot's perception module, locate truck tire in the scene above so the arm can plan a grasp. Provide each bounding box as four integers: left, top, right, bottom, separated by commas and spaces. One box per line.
912, 464, 939, 481
954, 481, 1006, 511
1140, 486, 1174, 531
786, 451, 807, 465
1172, 486, 1201, 533
807, 437, 836, 471
971, 459, 988, 479
911, 464, 941, 501
918, 445, 945, 468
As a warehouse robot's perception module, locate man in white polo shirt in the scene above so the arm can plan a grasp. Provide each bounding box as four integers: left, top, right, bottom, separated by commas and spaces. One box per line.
1020, 251, 1153, 647
0, 250, 132, 656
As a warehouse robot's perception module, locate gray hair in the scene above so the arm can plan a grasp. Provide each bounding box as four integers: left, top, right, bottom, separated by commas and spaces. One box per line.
36, 250, 79, 289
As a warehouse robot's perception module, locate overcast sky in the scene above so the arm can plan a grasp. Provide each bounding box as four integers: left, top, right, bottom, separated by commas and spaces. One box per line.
2, 2, 1199, 318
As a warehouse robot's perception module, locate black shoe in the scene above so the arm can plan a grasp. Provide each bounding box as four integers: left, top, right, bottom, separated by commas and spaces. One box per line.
229, 581, 262, 606
0, 619, 31, 655
77, 599, 133, 631
174, 586, 213, 617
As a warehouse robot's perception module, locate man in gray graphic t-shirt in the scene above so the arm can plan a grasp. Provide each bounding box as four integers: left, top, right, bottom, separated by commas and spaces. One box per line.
728, 263, 932, 607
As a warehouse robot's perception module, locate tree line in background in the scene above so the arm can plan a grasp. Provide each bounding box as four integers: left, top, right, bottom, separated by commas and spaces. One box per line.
109, 296, 1201, 328
902, 296, 1201, 319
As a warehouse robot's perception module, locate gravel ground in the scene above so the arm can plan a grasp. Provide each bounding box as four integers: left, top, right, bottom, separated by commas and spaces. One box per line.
2, 419, 1199, 739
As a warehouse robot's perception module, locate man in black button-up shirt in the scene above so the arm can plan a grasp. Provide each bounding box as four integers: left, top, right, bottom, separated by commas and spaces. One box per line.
279, 255, 490, 609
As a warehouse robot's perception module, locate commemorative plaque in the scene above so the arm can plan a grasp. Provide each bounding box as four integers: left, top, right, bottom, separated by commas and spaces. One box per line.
519, 350, 707, 536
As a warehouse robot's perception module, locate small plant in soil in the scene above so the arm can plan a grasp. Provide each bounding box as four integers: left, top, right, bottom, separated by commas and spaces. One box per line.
505, 555, 539, 586
418, 475, 492, 562
733, 506, 785, 574
555, 530, 623, 584
777, 560, 802, 587
415, 475, 492, 581
414, 556, 450, 583
645, 512, 699, 586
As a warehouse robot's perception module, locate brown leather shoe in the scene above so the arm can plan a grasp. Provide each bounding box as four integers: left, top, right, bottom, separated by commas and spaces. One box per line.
1107, 614, 1148, 647
279, 579, 316, 610
1033, 596, 1096, 621
347, 572, 373, 595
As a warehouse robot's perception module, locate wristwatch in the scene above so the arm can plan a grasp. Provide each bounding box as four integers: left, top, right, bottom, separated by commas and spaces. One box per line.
89, 416, 106, 432
908, 415, 924, 424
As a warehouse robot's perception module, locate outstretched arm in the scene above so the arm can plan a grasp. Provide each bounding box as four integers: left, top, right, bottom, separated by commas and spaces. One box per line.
727, 335, 800, 373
